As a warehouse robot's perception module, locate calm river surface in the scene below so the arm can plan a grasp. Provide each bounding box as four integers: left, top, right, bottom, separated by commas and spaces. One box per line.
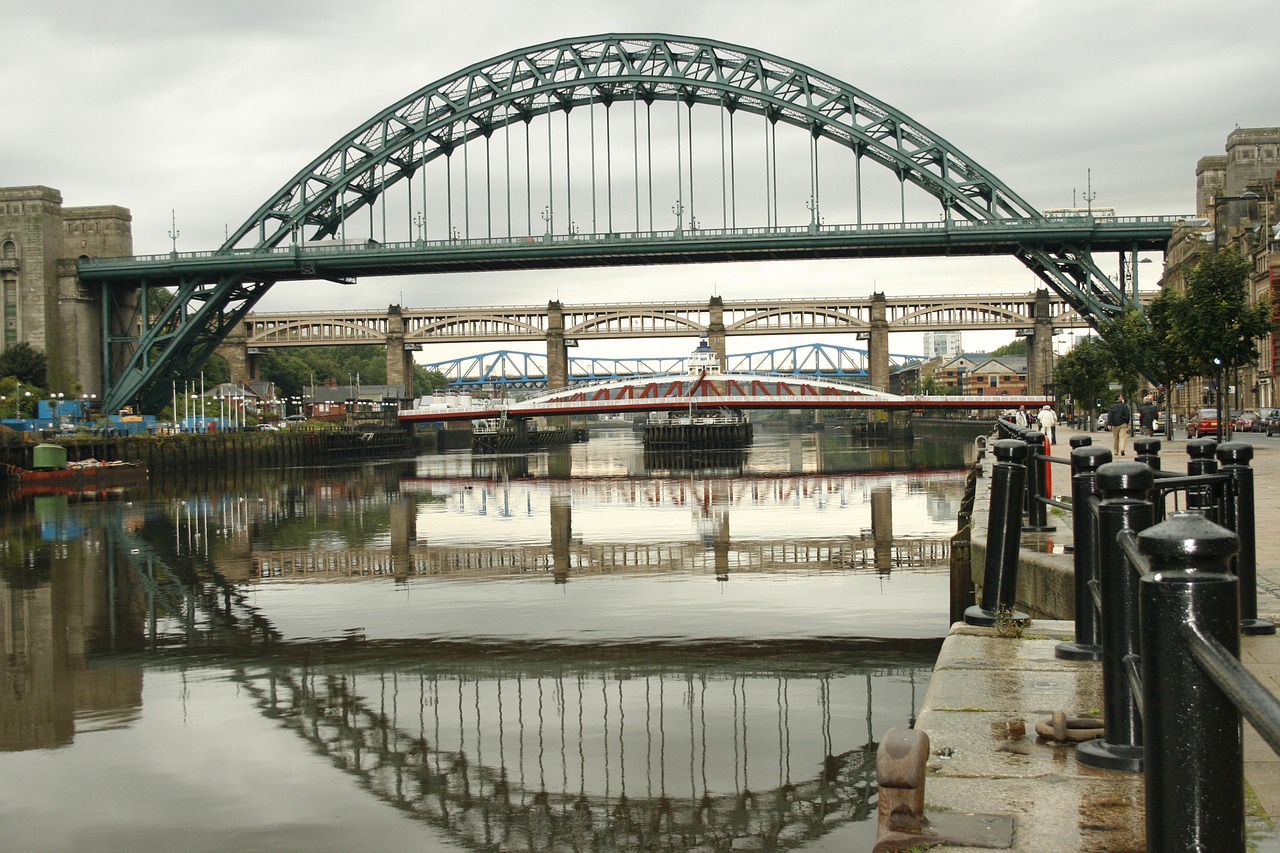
0, 425, 975, 852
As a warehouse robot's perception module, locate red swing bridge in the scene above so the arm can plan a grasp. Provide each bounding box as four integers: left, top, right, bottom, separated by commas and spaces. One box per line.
398, 371, 1051, 423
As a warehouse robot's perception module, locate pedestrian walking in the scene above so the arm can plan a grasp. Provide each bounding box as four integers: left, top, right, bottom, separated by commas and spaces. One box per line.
1107, 395, 1132, 456
1037, 404, 1059, 444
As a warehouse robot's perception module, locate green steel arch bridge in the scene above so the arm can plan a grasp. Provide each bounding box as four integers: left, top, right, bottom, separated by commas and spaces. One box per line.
76, 34, 1184, 413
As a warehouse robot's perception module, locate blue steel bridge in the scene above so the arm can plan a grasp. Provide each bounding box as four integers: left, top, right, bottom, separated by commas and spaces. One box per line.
74, 34, 1184, 413
425, 343, 928, 388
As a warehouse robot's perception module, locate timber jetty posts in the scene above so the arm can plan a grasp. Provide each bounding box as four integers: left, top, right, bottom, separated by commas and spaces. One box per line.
0, 425, 418, 485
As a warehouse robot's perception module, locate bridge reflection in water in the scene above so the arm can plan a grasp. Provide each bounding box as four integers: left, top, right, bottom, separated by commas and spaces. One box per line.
236, 650, 927, 852
2, 428, 963, 850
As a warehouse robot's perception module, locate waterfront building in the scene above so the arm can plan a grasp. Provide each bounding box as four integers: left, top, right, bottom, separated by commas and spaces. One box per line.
922, 330, 963, 361
1159, 127, 1280, 415
0, 186, 133, 397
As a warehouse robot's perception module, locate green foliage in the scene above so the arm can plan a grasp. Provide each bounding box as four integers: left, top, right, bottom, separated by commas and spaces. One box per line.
257, 345, 451, 398
1175, 250, 1270, 378
990, 338, 1028, 357
414, 366, 449, 396
1055, 337, 1111, 416
0, 342, 48, 386
1096, 307, 1151, 402
258, 345, 388, 397
0, 374, 46, 418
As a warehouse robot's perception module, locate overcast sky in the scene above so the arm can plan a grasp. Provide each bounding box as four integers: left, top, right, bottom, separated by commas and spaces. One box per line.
5, 0, 1276, 356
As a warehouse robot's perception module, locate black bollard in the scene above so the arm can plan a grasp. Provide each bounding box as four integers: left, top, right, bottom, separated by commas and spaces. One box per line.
1136, 511, 1243, 852
1023, 428, 1055, 532
964, 439, 1030, 627
1069, 434, 1092, 451
1215, 442, 1276, 636
1185, 437, 1220, 521
1132, 436, 1161, 469
1133, 437, 1164, 521
1056, 445, 1112, 661
1075, 461, 1154, 773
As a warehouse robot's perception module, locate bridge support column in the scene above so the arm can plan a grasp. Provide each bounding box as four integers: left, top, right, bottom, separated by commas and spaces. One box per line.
872, 486, 893, 573
389, 496, 416, 580
550, 496, 572, 583
1029, 290, 1054, 398
708, 296, 727, 370
869, 293, 890, 393
546, 301, 569, 390
385, 304, 416, 398
216, 325, 251, 383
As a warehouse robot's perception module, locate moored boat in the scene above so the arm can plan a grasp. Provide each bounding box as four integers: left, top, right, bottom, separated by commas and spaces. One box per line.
3, 443, 147, 496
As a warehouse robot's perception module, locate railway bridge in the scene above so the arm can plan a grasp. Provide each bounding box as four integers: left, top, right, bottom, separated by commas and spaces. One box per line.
227, 289, 1094, 394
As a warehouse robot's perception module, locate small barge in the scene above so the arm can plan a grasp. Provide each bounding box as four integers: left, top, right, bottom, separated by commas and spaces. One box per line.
3, 443, 147, 496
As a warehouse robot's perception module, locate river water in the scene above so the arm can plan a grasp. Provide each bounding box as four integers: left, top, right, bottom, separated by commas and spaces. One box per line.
0, 425, 975, 852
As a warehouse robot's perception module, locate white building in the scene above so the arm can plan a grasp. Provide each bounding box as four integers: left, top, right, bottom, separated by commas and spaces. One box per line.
922, 331, 963, 361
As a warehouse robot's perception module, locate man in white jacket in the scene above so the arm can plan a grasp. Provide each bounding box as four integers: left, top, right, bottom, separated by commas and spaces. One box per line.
1036, 404, 1059, 444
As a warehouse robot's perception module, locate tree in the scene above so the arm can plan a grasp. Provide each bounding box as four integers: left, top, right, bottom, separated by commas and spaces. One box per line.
1054, 336, 1111, 428
0, 342, 48, 386
1169, 250, 1270, 435
1095, 307, 1150, 404
990, 338, 1028, 358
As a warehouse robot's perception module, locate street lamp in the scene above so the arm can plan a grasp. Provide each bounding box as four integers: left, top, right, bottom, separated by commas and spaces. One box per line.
1212, 190, 1260, 251
1213, 356, 1225, 440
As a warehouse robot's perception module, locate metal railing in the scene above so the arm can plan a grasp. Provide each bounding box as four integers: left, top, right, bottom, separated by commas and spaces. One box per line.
971, 419, 1280, 850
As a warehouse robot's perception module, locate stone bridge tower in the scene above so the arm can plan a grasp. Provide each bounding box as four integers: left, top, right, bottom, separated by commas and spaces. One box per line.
0, 186, 135, 398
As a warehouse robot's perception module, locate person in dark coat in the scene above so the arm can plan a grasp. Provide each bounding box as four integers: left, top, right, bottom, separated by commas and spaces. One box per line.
1107, 395, 1132, 456
1138, 397, 1159, 436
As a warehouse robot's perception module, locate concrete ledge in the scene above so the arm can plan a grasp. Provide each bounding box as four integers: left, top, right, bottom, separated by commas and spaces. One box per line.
913, 621, 1146, 852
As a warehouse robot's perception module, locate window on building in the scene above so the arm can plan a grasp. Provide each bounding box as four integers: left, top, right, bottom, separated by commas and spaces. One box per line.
1, 241, 15, 259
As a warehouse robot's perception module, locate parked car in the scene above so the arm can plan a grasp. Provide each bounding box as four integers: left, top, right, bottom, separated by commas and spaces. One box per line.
1261, 408, 1280, 436
1096, 413, 1109, 430
1186, 408, 1222, 439
1234, 411, 1260, 432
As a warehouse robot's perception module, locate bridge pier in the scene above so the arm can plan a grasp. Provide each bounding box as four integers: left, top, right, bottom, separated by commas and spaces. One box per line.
869, 293, 890, 392
546, 300, 568, 390
385, 304, 415, 397
216, 325, 253, 383
708, 295, 727, 370
872, 486, 894, 573
1028, 290, 1054, 398
550, 496, 572, 583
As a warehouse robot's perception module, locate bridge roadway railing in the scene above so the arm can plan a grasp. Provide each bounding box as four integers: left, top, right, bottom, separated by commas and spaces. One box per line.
969, 423, 1280, 851
78, 213, 1190, 279
249, 537, 952, 581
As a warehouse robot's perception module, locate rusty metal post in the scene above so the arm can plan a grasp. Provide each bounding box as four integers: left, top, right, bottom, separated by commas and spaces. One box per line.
876, 727, 928, 835
1056, 444, 1111, 661
964, 439, 1030, 627
1137, 511, 1244, 852
1215, 442, 1276, 636
1075, 461, 1153, 773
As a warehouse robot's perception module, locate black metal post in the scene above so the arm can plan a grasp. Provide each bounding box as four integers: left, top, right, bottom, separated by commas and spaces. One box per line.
1215, 442, 1276, 636
1023, 428, 1054, 532
1132, 436, 1160, 469
1076, 461, 1153, 772
1056, 444, 1111, 661
1185, 437, 1219, 521
1134, 436, 1163, 521
1136, 511, 1244, 852
964, 439, 1030, 627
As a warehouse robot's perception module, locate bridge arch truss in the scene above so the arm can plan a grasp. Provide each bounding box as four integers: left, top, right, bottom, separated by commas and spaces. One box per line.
85, 33, 1164, 412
